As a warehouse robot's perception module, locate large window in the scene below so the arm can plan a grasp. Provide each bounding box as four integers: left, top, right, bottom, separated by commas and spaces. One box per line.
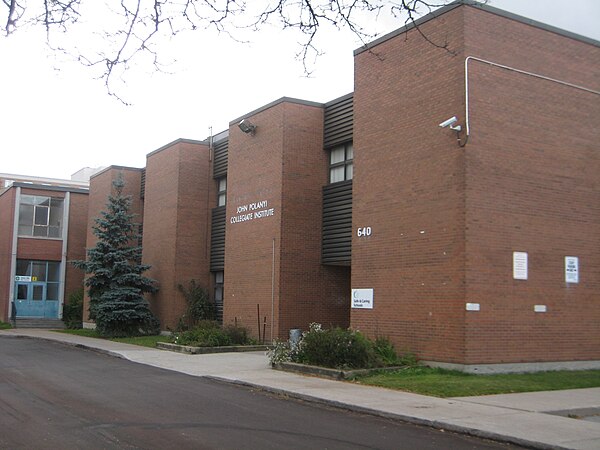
18, 195, 64, 238
16, 260, 61, 300
217, 177, 227, 207
329, 143, 353, 183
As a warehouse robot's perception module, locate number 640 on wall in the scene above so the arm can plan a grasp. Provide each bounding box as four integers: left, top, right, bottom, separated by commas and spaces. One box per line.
357, 227, 372, 237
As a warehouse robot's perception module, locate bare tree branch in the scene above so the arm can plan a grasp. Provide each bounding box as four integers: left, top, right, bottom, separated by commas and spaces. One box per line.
1, 0, 468, 100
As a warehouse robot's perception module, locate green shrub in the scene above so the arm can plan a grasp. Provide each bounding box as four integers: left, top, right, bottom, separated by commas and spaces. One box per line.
373, 336, 399, 366
296, 324, 378, 369
62, 289, 84, 329
267, 340, 293, 365
177, 280, 216, 329
0, 321, 12, 330
172, 321, 252, 347
224, 324, 250, 345
267, 324, 417, 370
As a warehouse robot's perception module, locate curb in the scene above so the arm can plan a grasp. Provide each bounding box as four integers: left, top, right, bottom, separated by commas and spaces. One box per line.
204, 375, 564, 450
2, 333, 127, 360
273, 361, 405, 380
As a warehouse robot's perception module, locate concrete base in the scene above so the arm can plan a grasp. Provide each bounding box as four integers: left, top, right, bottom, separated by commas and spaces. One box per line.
422, 359, 600, 374
82, 322, 96, 330
157, 342, 270, 355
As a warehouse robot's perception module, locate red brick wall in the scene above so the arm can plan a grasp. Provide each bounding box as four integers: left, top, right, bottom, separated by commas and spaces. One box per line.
225, 101, 350, 341
0, 189, 16, 321
143, 141, 211, 330
65, 192, 89, 303
279, 103, 350, 333
0, 186, 89, 320
224, 105, 285, 338
352, 7, 467, 363
83, 168, 143, 323
352, 3, 600, 366
461, 7, 600, 364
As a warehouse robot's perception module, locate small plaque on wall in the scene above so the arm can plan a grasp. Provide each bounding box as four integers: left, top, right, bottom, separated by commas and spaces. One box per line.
565, 256, 579, 283
352, 289, 374, 309
513, 252, 528, 280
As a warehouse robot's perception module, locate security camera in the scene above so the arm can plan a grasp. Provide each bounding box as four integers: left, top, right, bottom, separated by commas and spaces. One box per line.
439, 116, 458, 128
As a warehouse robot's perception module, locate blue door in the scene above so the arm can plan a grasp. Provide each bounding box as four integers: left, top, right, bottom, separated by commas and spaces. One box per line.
15, 282, 59, 318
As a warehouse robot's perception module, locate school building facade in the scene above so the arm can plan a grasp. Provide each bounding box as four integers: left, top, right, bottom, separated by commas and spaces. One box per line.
0, 173, 90, 326
3, 1, 598, 372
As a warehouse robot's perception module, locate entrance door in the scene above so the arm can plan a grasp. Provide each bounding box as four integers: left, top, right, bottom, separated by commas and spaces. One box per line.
14, 282, 58, 318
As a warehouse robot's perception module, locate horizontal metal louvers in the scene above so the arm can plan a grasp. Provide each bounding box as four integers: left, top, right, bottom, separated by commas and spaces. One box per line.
322, 180, 352, 265
213, 139, 228, 178
210, 206, 226, 271
324, 94, 353, 149
140, 168, 146, 199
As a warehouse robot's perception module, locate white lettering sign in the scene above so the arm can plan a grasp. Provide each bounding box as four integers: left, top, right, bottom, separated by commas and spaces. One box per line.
513, 252, 528, 280
565, 256, 579, 283
352, 289, 374, 309
15, 276, 32, 282
230, 199, 275, 224
357, 227, 372, 237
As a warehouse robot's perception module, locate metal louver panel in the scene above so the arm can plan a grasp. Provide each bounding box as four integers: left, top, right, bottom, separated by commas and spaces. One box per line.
324, 94, 353, 149
213, 139, 228, 178
210, 206, 226, 271
322, 180, 352, 265
140, 168, 146, 199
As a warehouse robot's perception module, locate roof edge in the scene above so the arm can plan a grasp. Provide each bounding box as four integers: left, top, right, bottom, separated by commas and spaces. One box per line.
146, 138, 209, 159
229, 97, 324, 126
354, 0, 600, 56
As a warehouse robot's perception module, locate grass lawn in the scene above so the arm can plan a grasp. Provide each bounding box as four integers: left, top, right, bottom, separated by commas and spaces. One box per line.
353, 366, 600, 398
0, 321, 12, 330
54, 329, 171, 348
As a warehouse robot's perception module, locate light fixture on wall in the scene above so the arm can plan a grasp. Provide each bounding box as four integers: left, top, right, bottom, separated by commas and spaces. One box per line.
439, 116, 467, 147
238, 119, 257, 136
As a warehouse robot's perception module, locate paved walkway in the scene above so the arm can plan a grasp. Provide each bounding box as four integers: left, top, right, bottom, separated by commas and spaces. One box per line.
2, 328, 599, 450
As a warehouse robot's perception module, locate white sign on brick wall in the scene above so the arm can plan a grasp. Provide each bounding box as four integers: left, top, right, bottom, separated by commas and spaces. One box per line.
565, 256, 579, 283
352, 289, 373, 309
513, 252, 528, 280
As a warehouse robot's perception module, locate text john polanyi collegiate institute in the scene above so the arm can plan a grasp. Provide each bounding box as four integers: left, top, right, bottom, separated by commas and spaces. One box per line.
230, 200, 275, 224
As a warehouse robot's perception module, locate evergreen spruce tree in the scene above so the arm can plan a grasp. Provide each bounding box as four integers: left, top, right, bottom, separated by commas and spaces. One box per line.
73, 177, 159, 337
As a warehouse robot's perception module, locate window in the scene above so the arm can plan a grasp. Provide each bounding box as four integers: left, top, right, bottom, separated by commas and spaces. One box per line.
329, 143, 353, 183
217, 177, 227, 207
18, 195, 64, 238
16, 260, 61, 300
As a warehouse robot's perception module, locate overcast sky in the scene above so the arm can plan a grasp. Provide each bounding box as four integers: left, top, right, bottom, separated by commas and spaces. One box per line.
1, 0, 599, 180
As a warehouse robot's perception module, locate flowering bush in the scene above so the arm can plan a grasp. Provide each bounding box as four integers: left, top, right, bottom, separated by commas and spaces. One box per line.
268, 323, 386, 369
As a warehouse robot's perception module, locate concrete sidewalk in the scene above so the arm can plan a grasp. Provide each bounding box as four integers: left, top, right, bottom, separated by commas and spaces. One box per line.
2, 328, 599, 450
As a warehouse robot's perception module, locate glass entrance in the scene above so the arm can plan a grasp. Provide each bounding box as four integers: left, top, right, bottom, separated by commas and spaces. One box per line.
14, 260, 60, 318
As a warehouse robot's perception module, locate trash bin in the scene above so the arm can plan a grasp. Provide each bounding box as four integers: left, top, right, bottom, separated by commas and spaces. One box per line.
289, 328, 302, 350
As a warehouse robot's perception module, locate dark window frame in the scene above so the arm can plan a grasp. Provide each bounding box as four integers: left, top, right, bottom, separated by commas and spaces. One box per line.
217, 177, 227, 207
329, 142, 353, 184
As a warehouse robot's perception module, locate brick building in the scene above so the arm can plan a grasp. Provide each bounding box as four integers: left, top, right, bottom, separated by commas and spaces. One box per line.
0, 173, 90, 326
80, 1, 600, 371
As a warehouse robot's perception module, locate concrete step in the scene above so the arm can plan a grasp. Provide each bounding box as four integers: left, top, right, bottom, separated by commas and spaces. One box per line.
15, 318, 65, 329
